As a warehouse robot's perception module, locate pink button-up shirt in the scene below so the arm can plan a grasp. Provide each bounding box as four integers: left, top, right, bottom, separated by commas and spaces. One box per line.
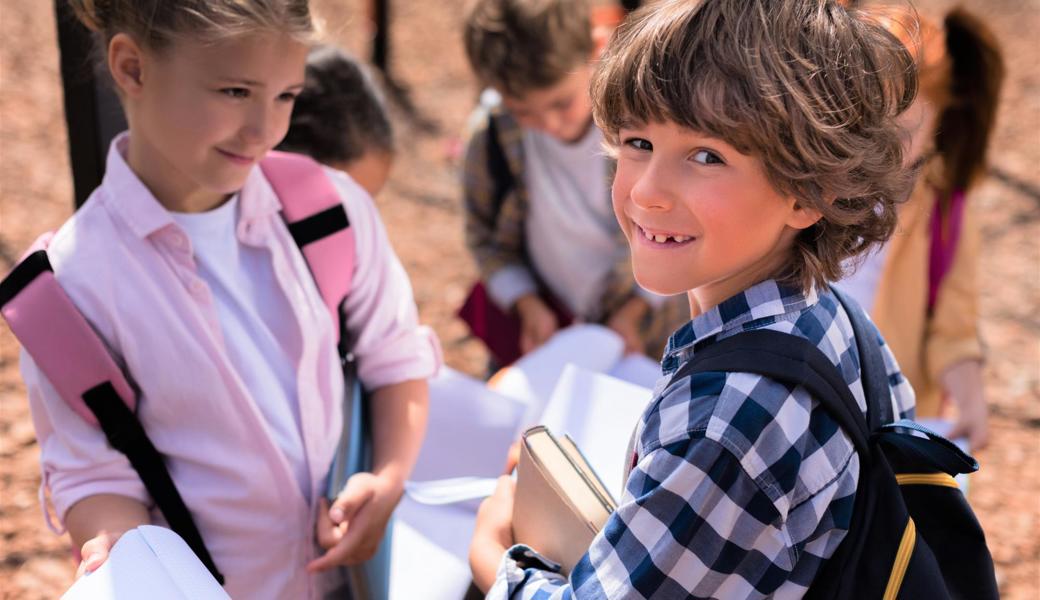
21, 134, 441, 598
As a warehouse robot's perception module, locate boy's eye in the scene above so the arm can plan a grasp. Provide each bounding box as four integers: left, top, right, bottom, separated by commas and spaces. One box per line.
691, 149, 725, 165
220, 87, 250, 99
624, 137, 652, 152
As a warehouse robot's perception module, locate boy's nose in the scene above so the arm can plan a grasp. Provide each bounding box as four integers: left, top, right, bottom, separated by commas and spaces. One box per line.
629, 166, 674, 212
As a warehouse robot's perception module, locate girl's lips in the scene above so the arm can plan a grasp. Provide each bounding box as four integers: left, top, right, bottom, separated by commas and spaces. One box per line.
216, 148, 255, 166
634, 224, 696, 248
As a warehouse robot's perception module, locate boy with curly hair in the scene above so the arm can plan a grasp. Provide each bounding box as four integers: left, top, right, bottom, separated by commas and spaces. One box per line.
470, 0, 919, 596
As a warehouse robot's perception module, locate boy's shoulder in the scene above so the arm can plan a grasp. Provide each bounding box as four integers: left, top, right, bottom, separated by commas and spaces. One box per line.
640, 289, 911, 514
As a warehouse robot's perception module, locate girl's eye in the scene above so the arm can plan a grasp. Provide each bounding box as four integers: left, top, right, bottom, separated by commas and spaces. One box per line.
624, 137, 652, 152
277, 92, 298, 102
692, 149, 725, 165
220, 87, 250, 99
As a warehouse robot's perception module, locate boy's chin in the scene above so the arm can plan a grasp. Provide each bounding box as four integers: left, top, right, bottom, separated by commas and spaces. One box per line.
633, 270, 688, 297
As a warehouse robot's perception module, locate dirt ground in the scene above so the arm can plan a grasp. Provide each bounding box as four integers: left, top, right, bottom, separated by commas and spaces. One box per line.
1, 1, 1037, 598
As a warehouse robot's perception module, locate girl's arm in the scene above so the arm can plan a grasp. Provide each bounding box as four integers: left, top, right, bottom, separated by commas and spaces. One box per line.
308, 379, 429, 572
65, 494, 150, 576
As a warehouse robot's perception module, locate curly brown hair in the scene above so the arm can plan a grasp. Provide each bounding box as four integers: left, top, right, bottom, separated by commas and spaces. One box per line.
591, 0, 918, 292
463, 0, 593, 97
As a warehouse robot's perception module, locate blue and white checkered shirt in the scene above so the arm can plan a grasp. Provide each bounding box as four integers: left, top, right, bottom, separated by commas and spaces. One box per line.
490, 280, 915, 599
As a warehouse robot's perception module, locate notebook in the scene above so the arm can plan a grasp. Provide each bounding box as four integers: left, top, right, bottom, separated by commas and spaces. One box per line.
513, 425, 618, 576
62, 526, 229, 600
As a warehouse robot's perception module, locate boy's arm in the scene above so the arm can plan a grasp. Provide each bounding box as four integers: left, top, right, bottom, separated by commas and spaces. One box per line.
925, 202, 987, 446
475, 435, 796, 599
462, 110, 533, 299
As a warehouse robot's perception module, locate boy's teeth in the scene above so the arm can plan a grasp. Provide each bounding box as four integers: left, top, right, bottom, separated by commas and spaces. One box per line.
640, 227, 691, 244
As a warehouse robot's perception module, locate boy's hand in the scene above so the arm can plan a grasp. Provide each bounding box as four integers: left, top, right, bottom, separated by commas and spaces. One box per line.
515, 295, 559, 354
606, 297, 649, 355
308, 472, 403, 572
469, 475, 516, 592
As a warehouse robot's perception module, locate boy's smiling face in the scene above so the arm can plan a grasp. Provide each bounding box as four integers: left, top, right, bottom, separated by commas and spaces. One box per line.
612, 121, 821, 313
500, 65, 595, 144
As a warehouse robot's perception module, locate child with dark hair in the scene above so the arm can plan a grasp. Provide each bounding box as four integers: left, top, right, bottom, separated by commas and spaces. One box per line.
469, 0, 918, 596
458, 0, 688, 365
278, 45, 394, 196
835, 5, 1004, 450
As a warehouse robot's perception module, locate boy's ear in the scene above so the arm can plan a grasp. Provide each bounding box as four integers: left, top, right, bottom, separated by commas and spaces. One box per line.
108, 33, 146, 97
786, 199, 825, 231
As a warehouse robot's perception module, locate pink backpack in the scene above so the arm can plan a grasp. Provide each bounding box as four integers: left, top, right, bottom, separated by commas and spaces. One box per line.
0, 152, 357, 584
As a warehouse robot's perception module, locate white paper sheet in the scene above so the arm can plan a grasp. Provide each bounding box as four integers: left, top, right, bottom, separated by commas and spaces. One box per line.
411, 367, 527, 482
490, 324, 625, 429
389, 498, 479, 600
62, 526, 229, 600
540, 365, 654, 501
608, 354, 664, 389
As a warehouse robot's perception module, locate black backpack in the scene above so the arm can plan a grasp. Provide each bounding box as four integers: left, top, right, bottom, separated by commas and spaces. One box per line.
672, 287, 998, 599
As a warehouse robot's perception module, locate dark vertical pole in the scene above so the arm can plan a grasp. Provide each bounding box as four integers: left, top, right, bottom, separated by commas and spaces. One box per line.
55, 0, 127, 208
371, 0, 390, 73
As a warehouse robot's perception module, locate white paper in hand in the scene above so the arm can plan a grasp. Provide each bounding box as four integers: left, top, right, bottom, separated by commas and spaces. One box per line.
62, 526, 229, 600
410, 367, 526, 482
540, 365, 654, 500
491, 324, 625, 430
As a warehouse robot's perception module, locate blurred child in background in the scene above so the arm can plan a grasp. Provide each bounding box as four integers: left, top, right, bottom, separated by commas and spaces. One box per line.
457, 0, 688, 367
836, 5, 1004, 449
279, 45, 395, 196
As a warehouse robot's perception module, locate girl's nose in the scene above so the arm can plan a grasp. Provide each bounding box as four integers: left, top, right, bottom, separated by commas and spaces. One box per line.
240, 105, 273, 146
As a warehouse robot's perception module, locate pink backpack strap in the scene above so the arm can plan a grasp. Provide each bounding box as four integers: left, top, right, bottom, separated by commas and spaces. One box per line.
0, 242, 135, 426
260, 151, 356, 335
0, 239, 227, 582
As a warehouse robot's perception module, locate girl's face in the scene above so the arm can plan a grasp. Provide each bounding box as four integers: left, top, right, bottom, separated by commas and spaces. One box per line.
118, 31, 309, 211
612, 121, 820, 313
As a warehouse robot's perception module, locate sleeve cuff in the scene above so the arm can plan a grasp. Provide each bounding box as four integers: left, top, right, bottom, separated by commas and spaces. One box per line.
486, 545, 565, 600
486, 266, 538, 312
358, 325, 443, 390
925, 337, 984, 382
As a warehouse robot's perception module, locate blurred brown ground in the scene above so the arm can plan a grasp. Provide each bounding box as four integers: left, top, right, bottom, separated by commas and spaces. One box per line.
1, 1, 1036, 598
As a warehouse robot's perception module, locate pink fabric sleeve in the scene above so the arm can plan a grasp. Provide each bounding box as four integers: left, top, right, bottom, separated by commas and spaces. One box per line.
21, 350, 151, 532
329, 170, 443, 390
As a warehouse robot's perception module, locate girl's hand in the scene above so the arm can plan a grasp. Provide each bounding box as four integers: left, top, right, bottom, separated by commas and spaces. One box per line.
516, 295, 559, 354
469, 475, 516, 592
308, 472, 403, 572
75, 530, 125, 578
941, 360, 989, 450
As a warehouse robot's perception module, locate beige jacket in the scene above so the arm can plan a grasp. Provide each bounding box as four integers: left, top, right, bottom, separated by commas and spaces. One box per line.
871, 166, 984, 417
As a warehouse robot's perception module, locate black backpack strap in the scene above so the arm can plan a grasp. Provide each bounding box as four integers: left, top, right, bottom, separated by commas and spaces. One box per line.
1, 251, 223, 584
830, 286, 894, 431
83, 383, 224, 584
673, 330, 870, 457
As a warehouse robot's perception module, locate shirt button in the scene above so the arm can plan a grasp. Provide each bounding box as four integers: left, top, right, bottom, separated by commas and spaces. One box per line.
191, 280, 207, 294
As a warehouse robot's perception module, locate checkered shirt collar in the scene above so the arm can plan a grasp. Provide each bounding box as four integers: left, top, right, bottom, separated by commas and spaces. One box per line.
661, 279, 819, 376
